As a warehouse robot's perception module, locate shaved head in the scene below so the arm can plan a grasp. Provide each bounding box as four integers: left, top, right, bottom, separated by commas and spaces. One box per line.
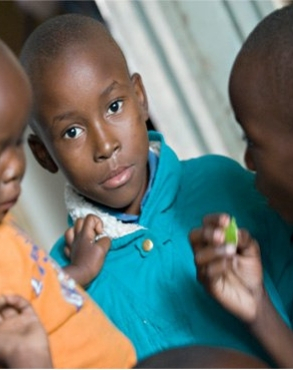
229, 4, 293, 109
0, 40, 32, 129
0, 40, 31, 103
20, 13, 129, 86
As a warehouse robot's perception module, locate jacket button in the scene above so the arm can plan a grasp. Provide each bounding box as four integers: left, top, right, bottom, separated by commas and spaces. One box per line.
142, 239, 153, 252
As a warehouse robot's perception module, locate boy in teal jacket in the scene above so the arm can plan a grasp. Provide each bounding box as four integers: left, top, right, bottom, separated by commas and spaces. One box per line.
20, 13, 291, 366
191, 4, 293, 368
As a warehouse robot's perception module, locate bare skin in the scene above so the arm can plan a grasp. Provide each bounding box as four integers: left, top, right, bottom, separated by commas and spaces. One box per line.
0, 295, 52, 369
188, 6, 293, 365
0, 41, 110, 368
27, 34, 150, 285
0, 40, 53, 369
190, 214, 263, 323
0, 39, 105, 289
28, 45, 150, 215
190, 213, 293, 368
63, 214, 111, 287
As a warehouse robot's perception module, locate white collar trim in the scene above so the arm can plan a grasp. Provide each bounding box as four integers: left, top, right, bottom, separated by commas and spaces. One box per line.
65, 185, 144, 239
64, 141, 160, 239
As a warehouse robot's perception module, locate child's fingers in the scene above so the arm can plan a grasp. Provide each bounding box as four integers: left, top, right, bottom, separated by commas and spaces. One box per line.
0, 295, 8, 309
76, 214, 104, 238
189, 215, 227, 249
189, 228, 203, 250
0, 295, 30, 311
85, 236, 111, 277
0, 295, 32, 320
237, 229, 261, 257
197, 256, 232, 283
94, 218, 104, 235
65, 227, 75, 246
0, 295, 15, 321
74, 217, 85, 234
64, 246, 71, 258
0, 306, 18, 319
195, 244, 229, 266
202, 213, 231, 228
190, 226, 226, 252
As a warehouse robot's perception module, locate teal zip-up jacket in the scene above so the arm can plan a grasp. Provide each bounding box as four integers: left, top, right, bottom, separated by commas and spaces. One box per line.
51, 131, 292, 365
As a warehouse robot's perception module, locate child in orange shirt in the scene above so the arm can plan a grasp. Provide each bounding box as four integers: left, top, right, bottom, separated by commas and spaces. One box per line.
0, 294, 52, 368
0, 38, 136, 368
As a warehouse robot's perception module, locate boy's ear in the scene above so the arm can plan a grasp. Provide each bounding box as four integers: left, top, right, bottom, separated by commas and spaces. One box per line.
28, 134, 59, 173
131, 73, 149, 121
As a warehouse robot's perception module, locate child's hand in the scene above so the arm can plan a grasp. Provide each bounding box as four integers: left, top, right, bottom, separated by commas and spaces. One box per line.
63, 214, 111, 287
0, 294, 52, 369
189, 213, 264, 323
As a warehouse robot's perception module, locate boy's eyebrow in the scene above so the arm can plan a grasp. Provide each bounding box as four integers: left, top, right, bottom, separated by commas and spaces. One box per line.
52, 81, 123, 126
53, 111, 79, 126
101, 80, 120, 97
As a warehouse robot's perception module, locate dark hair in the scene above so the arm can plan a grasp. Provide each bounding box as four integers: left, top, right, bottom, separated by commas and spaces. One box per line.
230, 4, 293, 103
240, 4, 293, 56
20, 13, 128, 81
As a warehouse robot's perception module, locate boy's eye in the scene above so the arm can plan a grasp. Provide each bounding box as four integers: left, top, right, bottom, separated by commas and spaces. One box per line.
64, 127, 83, 139
16, 136, 24, 147
242, 134, 254, 148
107, 100, 123, 115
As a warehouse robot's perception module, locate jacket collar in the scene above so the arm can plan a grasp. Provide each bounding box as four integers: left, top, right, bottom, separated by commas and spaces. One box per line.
64, 131, 180, 239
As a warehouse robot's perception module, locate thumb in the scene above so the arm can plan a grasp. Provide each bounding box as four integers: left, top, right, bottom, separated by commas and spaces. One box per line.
65, 227, 75, 246
95, 236, 111, 254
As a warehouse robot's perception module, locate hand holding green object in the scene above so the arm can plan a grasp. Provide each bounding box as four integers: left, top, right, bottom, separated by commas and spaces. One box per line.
224, 217, 238, 245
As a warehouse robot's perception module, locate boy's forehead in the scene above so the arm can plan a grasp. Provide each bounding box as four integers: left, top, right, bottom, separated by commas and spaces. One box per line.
235, 46, 293, 95
35, 34, 126, 81
230, 5, 293, 101
32, 41, 130, 120
230, 52, 261, 92
64, 34, 124, 63
0, 43, 32, 133
37, 39, 129, 91
230, 47, 293, 127
0, 46, 31, 98
0, 46, 19, 82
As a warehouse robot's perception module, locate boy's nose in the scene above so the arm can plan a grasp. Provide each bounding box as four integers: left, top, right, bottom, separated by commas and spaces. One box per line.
92, 126, 120, 162
2, 150, 25, 184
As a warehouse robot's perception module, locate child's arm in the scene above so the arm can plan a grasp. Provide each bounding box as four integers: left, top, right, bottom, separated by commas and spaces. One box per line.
63, 214, 111, 287
0, 294, 52, 369
189, 213, 293, 368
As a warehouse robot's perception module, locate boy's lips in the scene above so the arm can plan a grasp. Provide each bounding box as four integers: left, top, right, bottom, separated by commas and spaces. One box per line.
0, 195, 19, 213
101, 166, 133, 189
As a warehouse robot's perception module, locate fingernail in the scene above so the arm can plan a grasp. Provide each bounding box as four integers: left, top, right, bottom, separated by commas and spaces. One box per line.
225, 243, 237, 255
94, 232, 108, 243
214, 229, 224, 242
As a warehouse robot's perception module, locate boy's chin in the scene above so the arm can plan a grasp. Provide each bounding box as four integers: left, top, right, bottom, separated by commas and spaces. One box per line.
0, 209, 9, 223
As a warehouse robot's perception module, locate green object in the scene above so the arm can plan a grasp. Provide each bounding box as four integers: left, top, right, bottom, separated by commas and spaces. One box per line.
225, 217, 238, 245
